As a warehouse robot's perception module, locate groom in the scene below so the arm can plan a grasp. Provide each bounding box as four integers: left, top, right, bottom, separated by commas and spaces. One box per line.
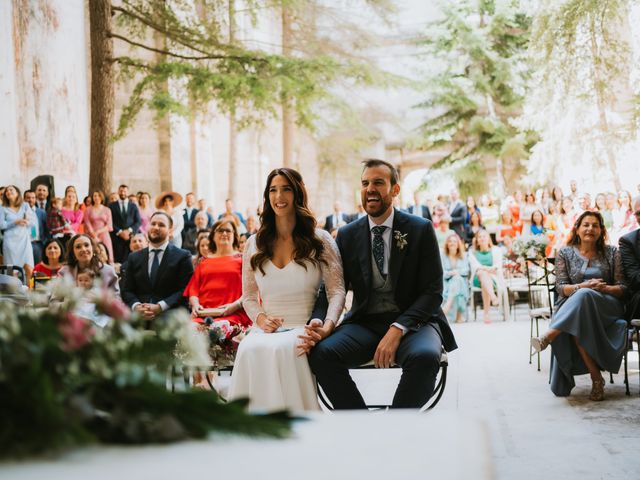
308, 159, 457, 409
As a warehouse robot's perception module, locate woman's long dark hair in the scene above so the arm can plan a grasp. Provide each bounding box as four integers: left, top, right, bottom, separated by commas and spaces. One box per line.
66, 234, 104, 274
251, 168, 325, 275
566, 211, 608, 256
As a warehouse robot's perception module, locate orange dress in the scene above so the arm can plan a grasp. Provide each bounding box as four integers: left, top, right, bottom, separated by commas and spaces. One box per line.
183, 254, 251, 328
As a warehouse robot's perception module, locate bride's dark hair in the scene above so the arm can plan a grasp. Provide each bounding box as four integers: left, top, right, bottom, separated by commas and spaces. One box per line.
251, 168, 326, 275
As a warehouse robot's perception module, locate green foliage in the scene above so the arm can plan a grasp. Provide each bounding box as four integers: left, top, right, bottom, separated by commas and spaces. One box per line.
110, 0, 343, 139
414, 0, 537, 177
0, 285, 290, 459
452, 159, 487, 198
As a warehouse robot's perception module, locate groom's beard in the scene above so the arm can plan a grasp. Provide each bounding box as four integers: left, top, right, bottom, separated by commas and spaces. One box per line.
363, 193, 392, 218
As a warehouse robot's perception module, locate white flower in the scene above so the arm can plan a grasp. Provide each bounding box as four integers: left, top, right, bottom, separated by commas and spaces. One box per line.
394, 230, 408, 250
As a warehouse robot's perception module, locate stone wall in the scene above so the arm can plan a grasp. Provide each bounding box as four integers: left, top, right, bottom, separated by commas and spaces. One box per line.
0, 1, 356, 220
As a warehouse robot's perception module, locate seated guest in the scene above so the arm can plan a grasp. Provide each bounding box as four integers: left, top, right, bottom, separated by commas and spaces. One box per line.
33, 239, 64, 278
469, 229, 508, 323
96, 241, 111, 266
529, 209, 547, 235
245, 215, 259, 235
121, 212, 193, 323
193, 233, 211, 267
435, 215, 456, 249
184, 219, 251, 329
218, 198, 246, 227
118, 233, 149, 287
442, 233, 470, 323
129, 233, 148, 253
619, 197, 640, 321
465, 210, 483, 246
496, 210, 516, 243
531, 211, 627, 401
238, 232, 249, 253
182, 211, 209, 254
59, 234, 120, 296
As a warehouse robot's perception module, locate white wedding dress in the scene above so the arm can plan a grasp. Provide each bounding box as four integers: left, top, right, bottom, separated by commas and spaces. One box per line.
228, 230, 345, 413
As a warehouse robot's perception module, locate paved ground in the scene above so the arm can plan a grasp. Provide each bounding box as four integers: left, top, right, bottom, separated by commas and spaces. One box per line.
352, 307, 640, 480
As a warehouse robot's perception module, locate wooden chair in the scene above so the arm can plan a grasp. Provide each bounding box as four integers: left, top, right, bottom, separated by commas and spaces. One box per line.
316, 348, 448, 412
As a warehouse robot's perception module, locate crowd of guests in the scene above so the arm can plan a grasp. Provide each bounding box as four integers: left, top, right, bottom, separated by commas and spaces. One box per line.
2, 174, 640, 405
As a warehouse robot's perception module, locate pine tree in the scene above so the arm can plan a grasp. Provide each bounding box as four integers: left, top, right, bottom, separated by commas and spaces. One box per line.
414, 0, 536, 197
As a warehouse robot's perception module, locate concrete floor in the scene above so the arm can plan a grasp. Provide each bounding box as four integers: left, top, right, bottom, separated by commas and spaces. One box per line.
353, 308, 640, 480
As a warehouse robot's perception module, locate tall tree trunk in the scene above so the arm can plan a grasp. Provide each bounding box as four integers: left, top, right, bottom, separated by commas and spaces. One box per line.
589, 14, 622, 191
227, 0, 237, 199
88, 0, 114, 195
155, 31, 173, 192
281, 5, 294, 168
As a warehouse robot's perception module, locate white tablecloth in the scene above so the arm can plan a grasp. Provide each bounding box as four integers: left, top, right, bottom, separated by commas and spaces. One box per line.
2, 411, 492, 480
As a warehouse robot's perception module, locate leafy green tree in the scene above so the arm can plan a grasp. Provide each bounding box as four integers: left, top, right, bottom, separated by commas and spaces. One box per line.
414, 0, 536, 195
524, 0, 636, 190
89, 0, 344, 194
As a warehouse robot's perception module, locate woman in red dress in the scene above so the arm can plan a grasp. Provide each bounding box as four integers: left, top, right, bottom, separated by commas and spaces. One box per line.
184, 219, 251, 328
33, 239, 64, 278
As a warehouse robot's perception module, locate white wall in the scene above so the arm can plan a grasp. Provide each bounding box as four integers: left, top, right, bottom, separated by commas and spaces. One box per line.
0, 0, 90, 195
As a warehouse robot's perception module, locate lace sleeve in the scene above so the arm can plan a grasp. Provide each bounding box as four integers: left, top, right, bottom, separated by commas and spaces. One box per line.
317, 230, 346, 323
241, 235, 266, 322
612, 247, 628, 293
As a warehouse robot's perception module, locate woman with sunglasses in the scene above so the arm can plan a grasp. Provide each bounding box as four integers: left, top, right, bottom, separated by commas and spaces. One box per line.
184, 219, 250, 328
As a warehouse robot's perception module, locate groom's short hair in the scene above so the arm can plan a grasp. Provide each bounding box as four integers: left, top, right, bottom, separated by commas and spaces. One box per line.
361, 159, 399, 186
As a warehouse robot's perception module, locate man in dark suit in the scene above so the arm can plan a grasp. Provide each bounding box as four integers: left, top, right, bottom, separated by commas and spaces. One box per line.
448, 189, 467, 240
181, 192, 200, 254
109, 184, 141, 263
406, 191, 432, 221
324, 201, 351, 233
308, 159, 457, 409
619, 197, 640, 320
34, 183, 51, 212
23, 189, 48, 264
122, 211, 194, 324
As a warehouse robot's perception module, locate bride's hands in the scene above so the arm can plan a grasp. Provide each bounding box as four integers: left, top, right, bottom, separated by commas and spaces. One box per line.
297, 319, 333, 356
257, 313, 284, 333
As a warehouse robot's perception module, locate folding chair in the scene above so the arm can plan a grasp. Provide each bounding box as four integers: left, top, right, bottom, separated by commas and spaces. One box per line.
317, 347, 448, 412
525, 257, 554, 371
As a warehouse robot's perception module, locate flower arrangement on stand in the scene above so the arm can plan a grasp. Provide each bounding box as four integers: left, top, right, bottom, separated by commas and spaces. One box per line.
0, 280, 290, 459
512, 234, 550, 260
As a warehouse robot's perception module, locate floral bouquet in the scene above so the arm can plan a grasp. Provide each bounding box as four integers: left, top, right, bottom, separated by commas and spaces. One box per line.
201, 317, 245, 368
512, 234, 550, 260
0, 279, 290, 459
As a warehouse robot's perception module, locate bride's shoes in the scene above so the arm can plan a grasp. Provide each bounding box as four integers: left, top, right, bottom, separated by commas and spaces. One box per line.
530, 334, 550, 353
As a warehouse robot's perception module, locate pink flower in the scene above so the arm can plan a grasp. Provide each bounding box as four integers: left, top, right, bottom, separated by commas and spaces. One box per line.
59, 313, 95, 352
94, 293, 130, 320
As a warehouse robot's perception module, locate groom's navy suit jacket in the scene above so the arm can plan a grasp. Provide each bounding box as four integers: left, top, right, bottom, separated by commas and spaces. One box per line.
335, 208, 457, 352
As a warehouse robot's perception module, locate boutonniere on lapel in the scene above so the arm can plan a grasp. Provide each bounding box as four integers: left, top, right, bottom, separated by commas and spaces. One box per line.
394, 230, 408, 250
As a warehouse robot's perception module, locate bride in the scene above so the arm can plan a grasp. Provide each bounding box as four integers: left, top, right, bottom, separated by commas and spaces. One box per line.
228, 168, 345, 412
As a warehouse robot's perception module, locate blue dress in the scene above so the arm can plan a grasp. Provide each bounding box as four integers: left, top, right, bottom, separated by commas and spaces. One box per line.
549, 264, 627, 396
442, 254, 470, 316
0, 204, 35, 268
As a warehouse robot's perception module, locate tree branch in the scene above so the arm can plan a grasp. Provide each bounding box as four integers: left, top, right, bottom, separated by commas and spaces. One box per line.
108, 32, 228, 60
112, 5, 219, 57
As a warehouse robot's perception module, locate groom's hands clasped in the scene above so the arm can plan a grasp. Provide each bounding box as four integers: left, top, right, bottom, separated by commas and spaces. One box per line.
297, 319, 333, 356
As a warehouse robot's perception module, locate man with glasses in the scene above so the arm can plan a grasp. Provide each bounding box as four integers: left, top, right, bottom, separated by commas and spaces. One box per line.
121, 211, 193, 327
619, 196, 640, 321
